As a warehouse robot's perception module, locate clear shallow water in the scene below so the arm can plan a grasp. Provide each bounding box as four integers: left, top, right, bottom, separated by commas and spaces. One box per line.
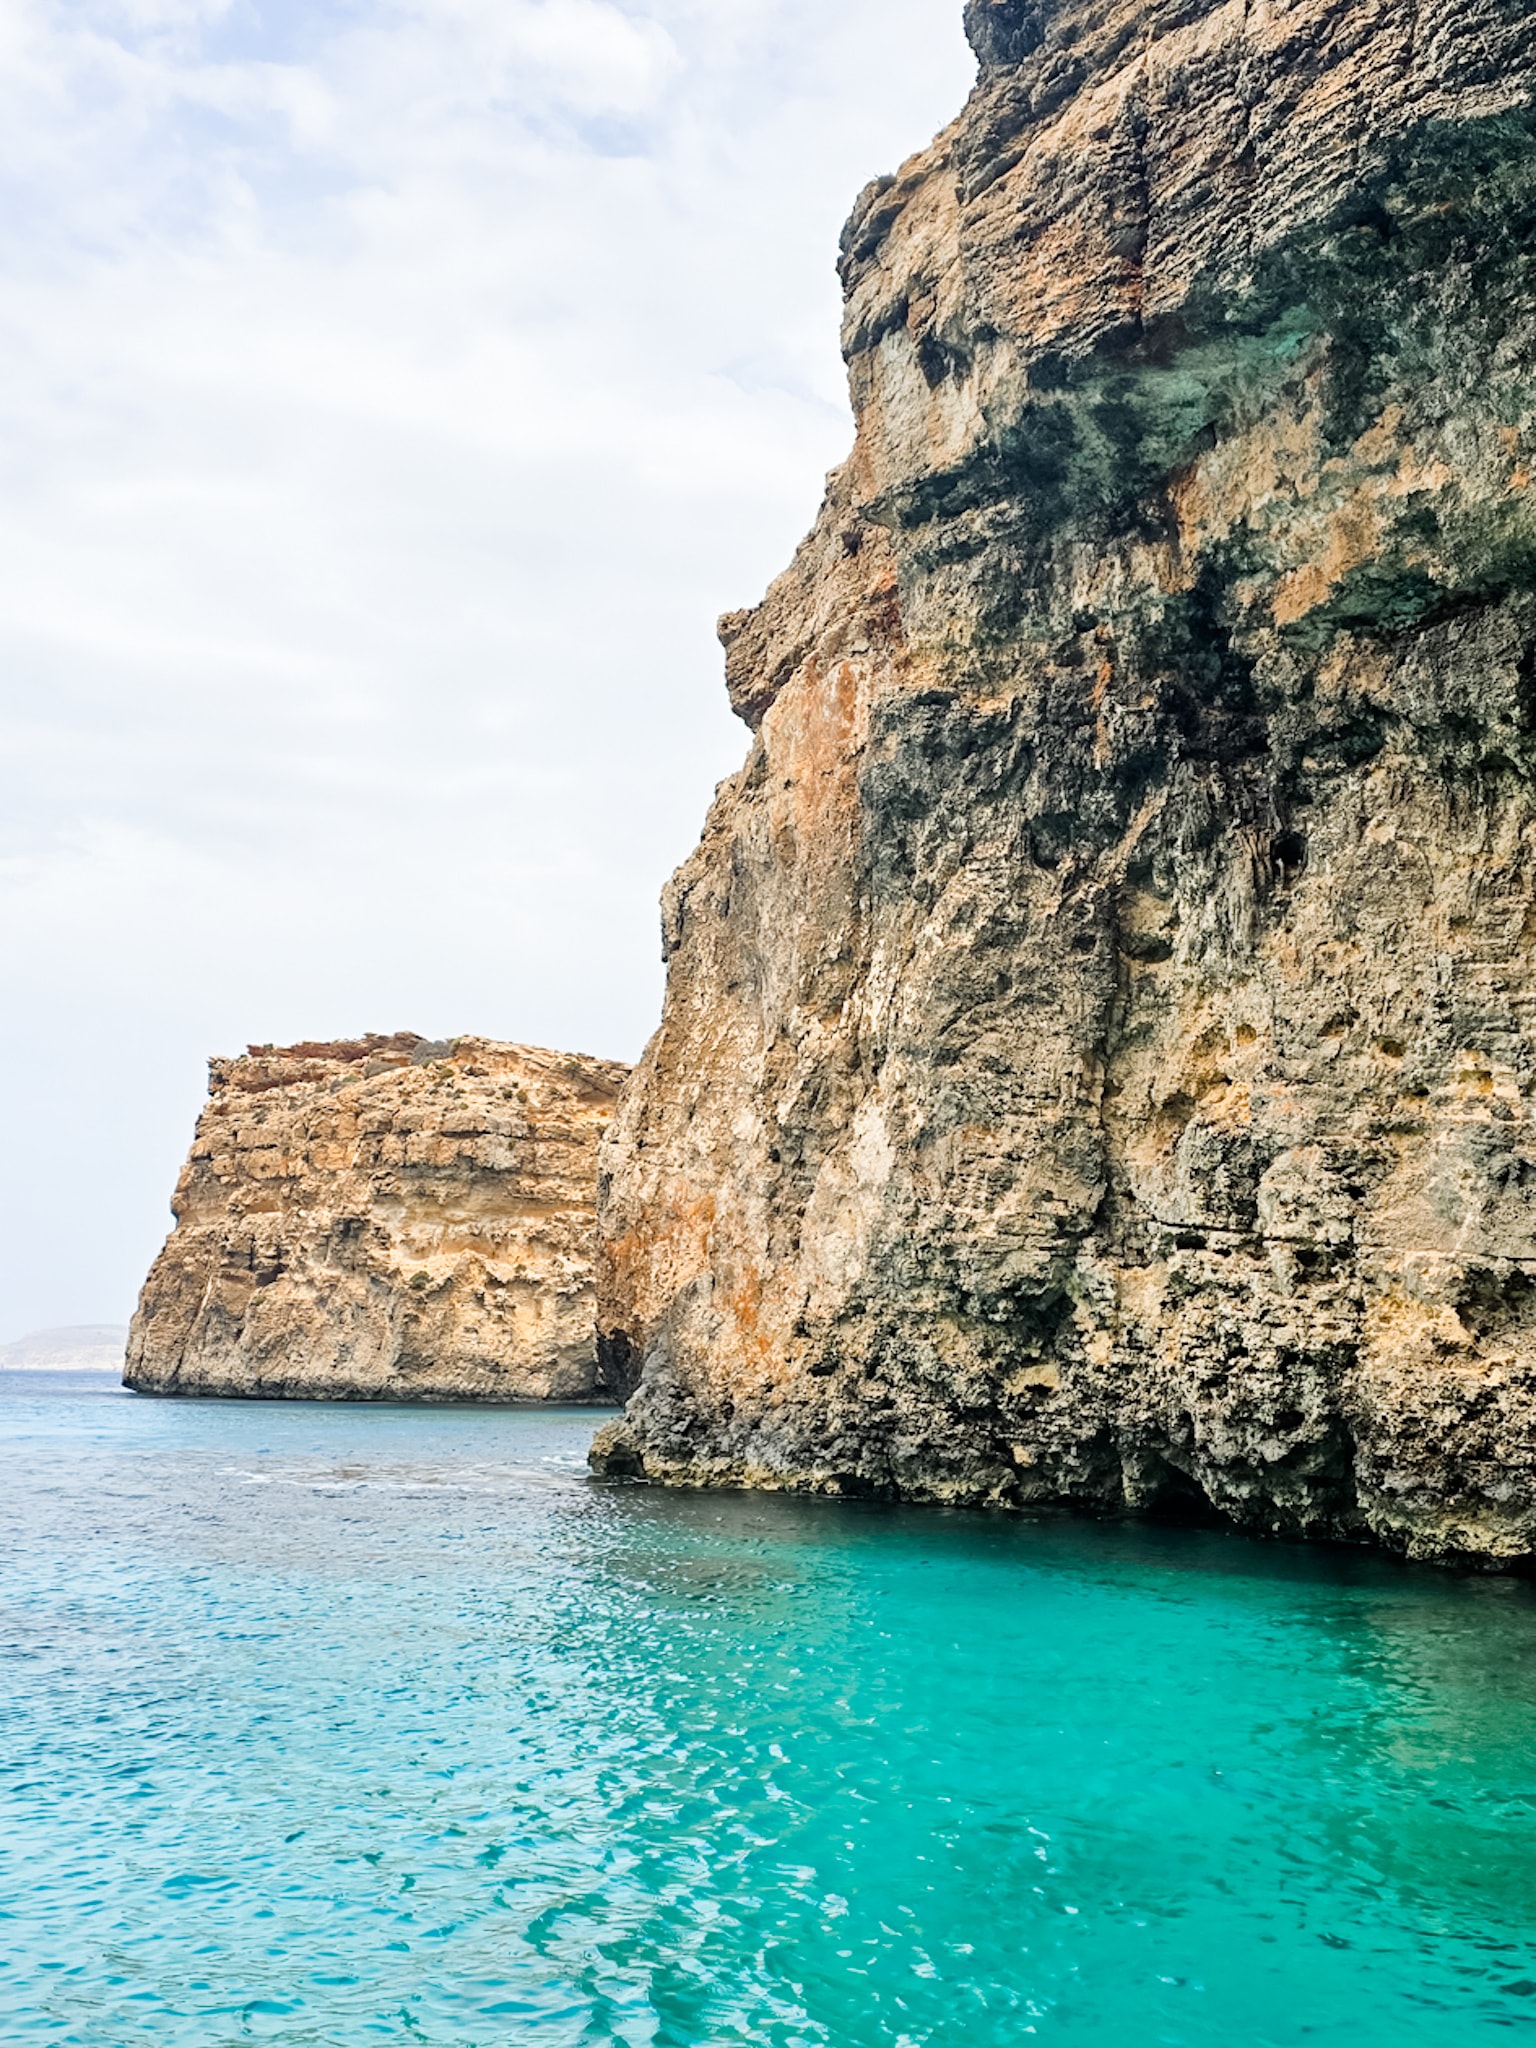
3, 1383, 1536, 2047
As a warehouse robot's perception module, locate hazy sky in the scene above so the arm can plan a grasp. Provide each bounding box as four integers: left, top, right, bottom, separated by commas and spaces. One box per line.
0, 0, 976, 1340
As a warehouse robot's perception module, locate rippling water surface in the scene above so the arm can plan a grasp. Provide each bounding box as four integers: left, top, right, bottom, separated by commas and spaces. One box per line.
3, 1376, 1536, 2045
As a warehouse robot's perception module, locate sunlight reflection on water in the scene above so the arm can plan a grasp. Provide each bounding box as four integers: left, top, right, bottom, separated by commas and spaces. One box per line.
2, 1381, 1536, 2045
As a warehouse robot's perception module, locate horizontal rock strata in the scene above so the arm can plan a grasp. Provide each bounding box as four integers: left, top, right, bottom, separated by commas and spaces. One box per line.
127, 1035, 631, 1403
594, 0, 1536, 1566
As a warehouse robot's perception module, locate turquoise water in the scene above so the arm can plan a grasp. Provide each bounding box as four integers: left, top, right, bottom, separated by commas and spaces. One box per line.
2, 1382, 1536, 2046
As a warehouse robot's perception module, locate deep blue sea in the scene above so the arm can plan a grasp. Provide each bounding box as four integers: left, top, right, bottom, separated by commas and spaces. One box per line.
3, 1375, 1536, 2046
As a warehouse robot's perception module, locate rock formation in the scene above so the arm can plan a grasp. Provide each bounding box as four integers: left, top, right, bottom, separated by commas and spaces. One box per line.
594, 0, 1536, 1567
127, 1035, 631, 1403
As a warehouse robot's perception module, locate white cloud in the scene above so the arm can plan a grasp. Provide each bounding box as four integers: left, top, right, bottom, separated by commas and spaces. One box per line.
0, 0, 975, 1335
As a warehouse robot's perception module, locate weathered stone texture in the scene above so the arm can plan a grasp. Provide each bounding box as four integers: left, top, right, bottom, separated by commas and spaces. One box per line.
595, 0, 1536, 1565
127, 1035, 630, 1403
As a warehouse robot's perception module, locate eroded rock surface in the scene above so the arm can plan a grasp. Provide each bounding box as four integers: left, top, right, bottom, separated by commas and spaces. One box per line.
595, 0, 1536, 1565
128, 1035, 631, 1402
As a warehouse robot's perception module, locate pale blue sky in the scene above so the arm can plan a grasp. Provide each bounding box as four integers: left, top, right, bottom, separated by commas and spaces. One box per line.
0, 0, 976, 1339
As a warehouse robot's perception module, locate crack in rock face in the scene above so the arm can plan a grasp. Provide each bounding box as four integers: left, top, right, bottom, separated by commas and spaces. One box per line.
594, 0, 1536, 1569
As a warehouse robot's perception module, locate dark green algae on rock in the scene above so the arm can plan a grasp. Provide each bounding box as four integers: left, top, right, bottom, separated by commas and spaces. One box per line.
595, 0, 1536, 1569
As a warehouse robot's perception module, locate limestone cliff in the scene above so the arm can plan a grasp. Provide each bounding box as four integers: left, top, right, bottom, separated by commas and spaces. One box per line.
128, 1035, 630, 1402
594, 0, 1536, 1566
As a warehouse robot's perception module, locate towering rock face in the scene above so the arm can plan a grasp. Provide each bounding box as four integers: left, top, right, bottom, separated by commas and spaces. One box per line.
127, 1036, 631, 1403
595, 0, 1536, 1566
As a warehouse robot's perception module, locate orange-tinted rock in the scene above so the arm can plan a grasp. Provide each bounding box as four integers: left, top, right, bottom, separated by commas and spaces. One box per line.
594, 0, 1536, 1566
128, 1035, 631, 1403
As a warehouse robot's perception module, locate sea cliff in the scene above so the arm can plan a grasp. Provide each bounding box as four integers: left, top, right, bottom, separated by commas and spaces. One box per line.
594, 0, 1536, 1566
128, 1034, 630, 1402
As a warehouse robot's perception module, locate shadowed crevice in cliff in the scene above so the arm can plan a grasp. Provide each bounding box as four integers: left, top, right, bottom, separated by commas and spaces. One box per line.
1129, 1456, 1230, 1531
